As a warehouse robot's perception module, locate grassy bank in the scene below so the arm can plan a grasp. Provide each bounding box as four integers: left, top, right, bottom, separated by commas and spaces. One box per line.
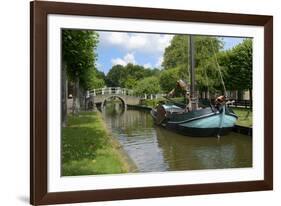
62, 112, 132, 176
232, 107, 252, 128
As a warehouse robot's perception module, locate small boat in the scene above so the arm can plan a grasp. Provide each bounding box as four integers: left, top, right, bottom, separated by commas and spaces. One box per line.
151, 35, 237, 137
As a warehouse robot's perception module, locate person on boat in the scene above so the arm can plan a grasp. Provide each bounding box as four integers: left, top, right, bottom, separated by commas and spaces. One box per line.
215, 95, 226, 105
214, 95, 228, 112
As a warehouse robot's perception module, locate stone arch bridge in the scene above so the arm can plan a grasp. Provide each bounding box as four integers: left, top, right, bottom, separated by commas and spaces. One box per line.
86, 87, 143, 110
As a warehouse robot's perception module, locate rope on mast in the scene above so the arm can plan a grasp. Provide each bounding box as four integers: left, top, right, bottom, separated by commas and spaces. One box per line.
210, 38, 227, 97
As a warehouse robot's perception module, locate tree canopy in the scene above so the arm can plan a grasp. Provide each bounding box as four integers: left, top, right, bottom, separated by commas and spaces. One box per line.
161, 35, 224, 93
62, 30, 103, 90
219, 39, 252, 91
135, 76, 161, 95
162, 35, 189, 70
159, 67, 181, 93
106, 63, 160, 88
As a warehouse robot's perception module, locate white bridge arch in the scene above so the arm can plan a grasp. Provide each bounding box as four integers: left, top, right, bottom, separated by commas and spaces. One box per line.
85, 87, 165, 110
87, 87, 140, 109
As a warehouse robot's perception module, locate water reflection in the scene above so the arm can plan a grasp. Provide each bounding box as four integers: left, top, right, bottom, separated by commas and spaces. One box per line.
102, 102, 252, 172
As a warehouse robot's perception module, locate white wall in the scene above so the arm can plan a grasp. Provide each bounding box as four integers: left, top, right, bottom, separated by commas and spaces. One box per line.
0, 0, 279, 205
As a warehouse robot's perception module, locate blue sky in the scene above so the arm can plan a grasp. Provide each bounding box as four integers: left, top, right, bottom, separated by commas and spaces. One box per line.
96, 31, 245, 74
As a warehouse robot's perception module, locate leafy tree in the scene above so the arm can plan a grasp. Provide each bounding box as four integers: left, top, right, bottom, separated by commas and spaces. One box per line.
106, 63, 160, 88
162, 35, 222, 69
80, 69, 105, 90
62, 30, 99, 115
135, 76, 161, 95
162, 35, 189, 70
106, 64, 125, 87
219, 39, 252, 103
195, 36, 225, 96
196, 57, 225, 96
159, 67, 181, 93
123, 76, 137, 89
195, 36, 222, 66
95, 70, 106, 83
162, 35, 224, 96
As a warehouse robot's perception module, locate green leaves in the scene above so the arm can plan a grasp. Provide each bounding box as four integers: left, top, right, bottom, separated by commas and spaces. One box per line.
135, 76, 161, 95
80, 69, 105, 90
162, 35, 224, 92
219, 39, 252, 91
162, 35, 189, 70
161, 35, 252, 94
159, 67, 181, 93
62, 29, 101, 89
106, 64, 160, 89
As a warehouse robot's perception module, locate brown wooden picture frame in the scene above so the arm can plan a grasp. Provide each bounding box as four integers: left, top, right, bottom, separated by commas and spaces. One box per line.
30, 1, 273, 205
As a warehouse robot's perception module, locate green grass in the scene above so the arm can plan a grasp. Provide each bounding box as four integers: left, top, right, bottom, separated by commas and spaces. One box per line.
62, 112, 130, 176
232, 107, 252, 128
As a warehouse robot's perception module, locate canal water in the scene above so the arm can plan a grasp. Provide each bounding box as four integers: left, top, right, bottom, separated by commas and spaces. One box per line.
102, 103, 252, 173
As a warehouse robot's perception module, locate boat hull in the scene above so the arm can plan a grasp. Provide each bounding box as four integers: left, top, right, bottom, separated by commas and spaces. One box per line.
166, 124, 233, 137
151, 105, 237, 137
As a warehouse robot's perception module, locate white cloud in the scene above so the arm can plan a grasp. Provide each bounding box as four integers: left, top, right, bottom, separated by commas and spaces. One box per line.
143, 63, 152, 68
155, 56, 164, 68
99, 32, 173, 55
111, 52, 136, 66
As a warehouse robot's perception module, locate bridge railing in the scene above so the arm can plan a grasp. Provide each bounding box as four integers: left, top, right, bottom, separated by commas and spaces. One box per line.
90, 87, 134, 96
90, 87, 165, 100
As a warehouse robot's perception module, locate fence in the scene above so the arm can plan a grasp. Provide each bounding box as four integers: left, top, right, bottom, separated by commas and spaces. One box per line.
230, 99, 252, 108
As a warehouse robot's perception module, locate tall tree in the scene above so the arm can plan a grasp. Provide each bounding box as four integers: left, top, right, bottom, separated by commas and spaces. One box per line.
195, 36, 224, 96
162, 35, 223, 95
62, 30, 99, 115
162, 35, 189, 70
219, 39, 253, 103
106, 64, 125, 87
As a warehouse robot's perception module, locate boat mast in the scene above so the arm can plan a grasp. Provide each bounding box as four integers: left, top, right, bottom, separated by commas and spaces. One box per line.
189, 35, 198, 110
